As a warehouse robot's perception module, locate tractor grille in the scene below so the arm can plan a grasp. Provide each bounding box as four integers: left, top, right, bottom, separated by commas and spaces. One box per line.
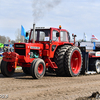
15, 44, 25, 48
15, 49, 25, 56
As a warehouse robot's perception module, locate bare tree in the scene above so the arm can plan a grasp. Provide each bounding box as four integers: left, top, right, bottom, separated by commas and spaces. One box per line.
0, 35, 16, 44
11, 40, 15, 44
15, 29, 24, 42
6, 36, 11, 43
0, 35, 7, 44
0, 28, 24, 44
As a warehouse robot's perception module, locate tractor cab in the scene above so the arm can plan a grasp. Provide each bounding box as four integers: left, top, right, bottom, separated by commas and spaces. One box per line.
28, 25, 72, 58
29, 25, 70, 43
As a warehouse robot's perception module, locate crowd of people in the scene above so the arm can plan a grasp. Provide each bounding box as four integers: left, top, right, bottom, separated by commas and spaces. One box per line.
0, 45, 14, 56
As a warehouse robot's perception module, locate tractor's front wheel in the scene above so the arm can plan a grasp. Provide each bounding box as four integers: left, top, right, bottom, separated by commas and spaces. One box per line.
30, 58, 46, 79
1, 60, 15, 77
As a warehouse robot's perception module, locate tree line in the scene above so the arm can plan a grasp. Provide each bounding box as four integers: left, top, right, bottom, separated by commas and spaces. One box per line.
0, 35, 15, 44
0, 29, 24, 44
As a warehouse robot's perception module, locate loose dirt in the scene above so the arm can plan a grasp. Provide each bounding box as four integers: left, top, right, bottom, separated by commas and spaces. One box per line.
0, 71, 100, 100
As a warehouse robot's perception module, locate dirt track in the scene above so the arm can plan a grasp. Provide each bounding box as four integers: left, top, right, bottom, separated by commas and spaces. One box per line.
0, 71, 100, 100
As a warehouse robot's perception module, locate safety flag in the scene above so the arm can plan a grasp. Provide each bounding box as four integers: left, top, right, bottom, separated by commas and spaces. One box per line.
83, 33, 86, 41
91, 35, 98, 40
21, 25, 25, 36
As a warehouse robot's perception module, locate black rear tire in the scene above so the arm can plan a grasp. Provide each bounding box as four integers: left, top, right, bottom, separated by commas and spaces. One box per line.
54, 45, 71, 76
64, 46, 82, 76
30, 58, 45, 79
1, 60, 15, 77
22, 67, 30, 75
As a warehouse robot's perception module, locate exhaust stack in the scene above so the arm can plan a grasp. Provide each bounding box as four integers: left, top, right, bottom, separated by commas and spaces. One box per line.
33, 24, 35, 43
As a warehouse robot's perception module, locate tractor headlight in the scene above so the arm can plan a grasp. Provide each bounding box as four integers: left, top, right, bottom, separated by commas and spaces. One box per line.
30, 52, 33, 58
10, 47, 14, 52
4, 47, 8, 52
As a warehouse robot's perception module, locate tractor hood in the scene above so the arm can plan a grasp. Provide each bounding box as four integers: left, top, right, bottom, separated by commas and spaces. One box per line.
26, 43, 43, 50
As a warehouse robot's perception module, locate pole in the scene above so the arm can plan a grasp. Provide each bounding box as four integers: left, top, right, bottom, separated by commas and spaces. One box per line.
33, 24, 35, 43
23, 36, 24, 42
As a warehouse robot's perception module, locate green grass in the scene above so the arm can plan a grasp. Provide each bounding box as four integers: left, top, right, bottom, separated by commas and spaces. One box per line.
17, 66, 21, 68
0, 57, 2, 59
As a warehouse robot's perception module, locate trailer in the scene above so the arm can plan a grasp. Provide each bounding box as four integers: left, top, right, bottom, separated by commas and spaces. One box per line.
80, 45, 100, 74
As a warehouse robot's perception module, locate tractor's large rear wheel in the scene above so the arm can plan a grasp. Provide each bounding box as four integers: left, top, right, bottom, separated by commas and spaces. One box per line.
30, 58, 46, 79
54, 45, 71, 76
64, 46, 82, 76
1, 60, 15, 77
22, 67, 30, 75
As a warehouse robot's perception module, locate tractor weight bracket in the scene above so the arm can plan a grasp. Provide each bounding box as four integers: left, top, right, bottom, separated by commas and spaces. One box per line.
3, 52, 19, 68
72, 34, 77, 45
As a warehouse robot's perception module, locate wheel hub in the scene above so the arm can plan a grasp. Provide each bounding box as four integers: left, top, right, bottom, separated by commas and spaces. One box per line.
38, 64, 43, 74
71, 50, 81, 74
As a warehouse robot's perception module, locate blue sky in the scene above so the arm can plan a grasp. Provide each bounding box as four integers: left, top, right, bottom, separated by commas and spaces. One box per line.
0, 0, 100, 41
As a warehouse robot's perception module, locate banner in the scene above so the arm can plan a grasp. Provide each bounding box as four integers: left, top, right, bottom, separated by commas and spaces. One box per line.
91, 35, 98, 40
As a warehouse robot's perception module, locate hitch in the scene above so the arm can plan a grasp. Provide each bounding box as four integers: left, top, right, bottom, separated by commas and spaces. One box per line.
72, 34, 77, 45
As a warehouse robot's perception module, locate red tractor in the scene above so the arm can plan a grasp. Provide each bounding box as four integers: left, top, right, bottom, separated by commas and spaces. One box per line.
1, 24, 82, 79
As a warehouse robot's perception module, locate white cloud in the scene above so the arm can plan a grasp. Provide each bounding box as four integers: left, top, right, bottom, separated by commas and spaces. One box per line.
0, 0, 100, 41
49, 0, 100, 41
